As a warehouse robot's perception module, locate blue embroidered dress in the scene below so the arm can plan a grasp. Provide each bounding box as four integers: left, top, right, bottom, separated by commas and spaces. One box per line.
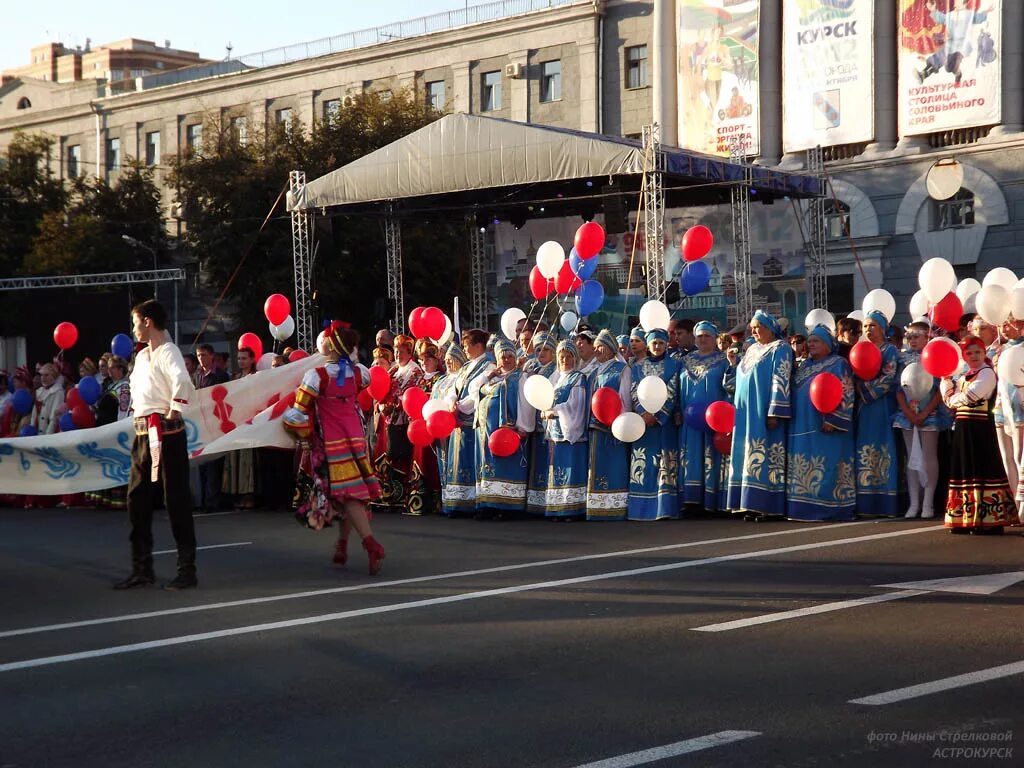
786, 354, 856, 521
543, 369, 589, 518
727, 340, 793, 516
628, 354, 681, 521
429, 372, 456, 488
892, 349, 949, 432
854, 342, 900, 517
525, 361, 556, 515
586, 359, 632, 520
678, 350, 730, 512
442, 354, 495, 516
475, 369, 535, 511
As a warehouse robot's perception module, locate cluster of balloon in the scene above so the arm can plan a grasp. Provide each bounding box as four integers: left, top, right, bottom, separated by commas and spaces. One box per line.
914, 257, 1024, 330
408, 306, 449, 342
530, 223, 608, 318
678, 225, 714, 296
54, 322, 78, 351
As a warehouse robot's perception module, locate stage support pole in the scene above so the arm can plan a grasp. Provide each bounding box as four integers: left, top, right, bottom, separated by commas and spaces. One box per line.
729, 143, 754, 325
642, 123, 666, 301
805, 146, 828, 311
289, 170, 315, 352
385, 202, 405, 334
469, 218, 489, 329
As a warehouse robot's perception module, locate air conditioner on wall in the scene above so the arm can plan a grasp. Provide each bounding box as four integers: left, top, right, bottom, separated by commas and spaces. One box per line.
504, 62, 523, 79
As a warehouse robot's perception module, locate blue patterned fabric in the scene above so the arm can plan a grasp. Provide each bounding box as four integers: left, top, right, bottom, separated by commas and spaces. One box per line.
586, 359, 629, 520
854, 342, 901, 517
678, 350, 731, 512
628, 354, 681, 520
475, 370, 529, 511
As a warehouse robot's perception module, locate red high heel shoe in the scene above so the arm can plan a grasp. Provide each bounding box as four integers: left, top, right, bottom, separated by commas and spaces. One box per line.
362, 536, 385, 576
332, 537, 348, 566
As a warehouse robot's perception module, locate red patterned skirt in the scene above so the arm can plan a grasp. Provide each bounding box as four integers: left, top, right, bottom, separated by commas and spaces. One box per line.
946, 416, 1016, 529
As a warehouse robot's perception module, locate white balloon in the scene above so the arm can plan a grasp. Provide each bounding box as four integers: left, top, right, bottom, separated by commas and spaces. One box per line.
846, 310, 865, 322
536, 241, 565, 280
269, 315, 295, 341
1009, 287, 1024, 322
256, 352, 275, 371
919, 257, 956, 302
639, 300, 671, 332
636, 375, 668, 414
956, 278, 982, 305
998, 344, 1024, 386
983, 267, 1018, 293
500, 307, 526, 341
560, 311, 578, 333
862, 289, 896, 322
804, 308, 836, 334
316, 330, 327, 354
900, 362, 933, 401
421, 399, 447, 420
523, 374, 554, 411
976, 284, 1010, 325
611, 412, 646, 443
908, 290, 930, 319
436, 313, 453, 346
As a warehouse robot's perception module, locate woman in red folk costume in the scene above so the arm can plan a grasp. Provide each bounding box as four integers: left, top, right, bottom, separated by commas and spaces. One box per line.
283, 322, 386, 575
410, 338, 443, 514
373, 333, 423, 512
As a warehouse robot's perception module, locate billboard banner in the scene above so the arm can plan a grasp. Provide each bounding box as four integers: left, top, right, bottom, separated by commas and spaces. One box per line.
783, 0, 875, 153
676, 0, 761, 156
898, 0, 1001, 135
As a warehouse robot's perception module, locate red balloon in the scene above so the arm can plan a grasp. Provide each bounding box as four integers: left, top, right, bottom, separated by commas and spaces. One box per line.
809, 372, 844, 414
401, 387, 429, 419
488, 426, 521, 457
263, 293, 291, 326
426, 409, 456, 439
65, 388, 84, 410
420, 307, 446, 341
238, 332, 263, 360
357, 388, 373, 413
591, 386, 623, 426
71, 404, 96, 429
849, 340, 882, 380
53, 322, 78, 350
921, 338, 960, 378
929, 292, 963, 333
407, 418, 433, 448
712, 431, 732, 455
368, 365, 391, 401
704, 400, 736, 433
574, 221, 606, 260
288, 349, 309, 362
555, 259, 583, 295
529, 266, 554, 301
407, 306, 427, 338
682, 225, 714, 262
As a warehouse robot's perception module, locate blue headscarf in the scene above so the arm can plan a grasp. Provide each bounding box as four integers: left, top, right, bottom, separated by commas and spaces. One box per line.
493, 338, 516, 359
645, 328, 670, 344
694, 320, 719, 337
865, 310, 890, 337
752, 310, 782, 338
533, 331, 557, 352
556, 339, 578, 362
616, 334, 630, 348
444, 342, 468, 366
808, 324, 837, 354
595, 329, 619, 355
630, 324, 646, 341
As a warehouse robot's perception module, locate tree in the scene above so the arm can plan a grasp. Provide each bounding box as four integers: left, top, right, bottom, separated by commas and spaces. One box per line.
0, 132, 66, 276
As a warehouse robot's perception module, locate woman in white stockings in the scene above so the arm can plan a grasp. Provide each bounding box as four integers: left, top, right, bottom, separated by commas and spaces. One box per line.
992, 316, 1024, 521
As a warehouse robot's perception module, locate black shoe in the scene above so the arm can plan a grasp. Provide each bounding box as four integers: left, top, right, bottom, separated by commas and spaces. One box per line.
742, 512, 758, 522
163, 573, 198, 591
113, 572, 155, 590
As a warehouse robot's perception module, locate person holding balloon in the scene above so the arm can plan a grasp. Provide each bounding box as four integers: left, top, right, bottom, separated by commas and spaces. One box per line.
628, 328, 681, 521
524, 331, 558, 516
432, 342, 466, 509
941, 335, 1017, 534
785, 325, 856, 522
538, 339, 590, 520
678, 321, 731, 515
408, 338, 444, 515
852, 311, 901, 518
34, 363, 64, 435
222, 347, 259, 510
727, 310, 792, 522
372, 334, 424, 512
584, 330, 632, 520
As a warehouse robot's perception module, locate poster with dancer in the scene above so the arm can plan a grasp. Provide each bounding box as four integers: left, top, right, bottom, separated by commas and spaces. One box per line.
783, 0, 875, 152
898, 0, 1001, 135
676, 0, 761, 157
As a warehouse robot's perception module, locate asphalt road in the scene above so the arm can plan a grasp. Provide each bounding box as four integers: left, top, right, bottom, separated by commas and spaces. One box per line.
1, 508, 1022, 768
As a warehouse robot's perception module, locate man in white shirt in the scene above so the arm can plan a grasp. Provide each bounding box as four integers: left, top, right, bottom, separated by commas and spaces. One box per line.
115, 299, 199, 591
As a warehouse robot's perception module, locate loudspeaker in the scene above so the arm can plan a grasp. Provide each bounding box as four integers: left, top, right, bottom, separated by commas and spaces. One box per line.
602, 183, 627, 234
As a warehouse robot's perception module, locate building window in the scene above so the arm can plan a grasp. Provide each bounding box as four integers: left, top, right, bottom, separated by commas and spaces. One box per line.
626, 45, 648, 89
230, 116, 248, 146
378, 89, 393, 103
275, 107, 292, 125
426, 80, 445, 111
482, 71, 502, 111
541, 60, 561, 102
105, 137, 120, 172
16, 97, 32, 110
824, 200, 851, 240
67, 144, 81, 177
145, 131, 161, 166
934, 188, 975, 230
323, 99, 341, 121
186, 123, 202, 152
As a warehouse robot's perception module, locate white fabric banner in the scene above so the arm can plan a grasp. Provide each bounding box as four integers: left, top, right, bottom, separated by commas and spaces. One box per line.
0, 356, 321, 495
783, 0, 875, 153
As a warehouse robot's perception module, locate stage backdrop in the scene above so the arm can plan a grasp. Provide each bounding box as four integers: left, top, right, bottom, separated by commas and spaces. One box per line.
898, 0, 1001, 135
676, 0, 761, 156
783, 0, 875, 153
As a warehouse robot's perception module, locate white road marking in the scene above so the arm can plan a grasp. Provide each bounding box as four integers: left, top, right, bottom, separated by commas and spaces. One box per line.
878, 571, 1024, 595
691, 590, 930, 632
0, 522, 867, 639
571, 730, 762, 768
152, 542, 251, 556
850, 660, 1024, 705
0, 525, 940, 672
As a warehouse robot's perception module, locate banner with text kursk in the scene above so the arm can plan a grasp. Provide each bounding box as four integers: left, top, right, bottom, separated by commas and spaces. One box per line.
898, 0, 1001, 135
783, 0, 875, 153
676, 0, 761, 156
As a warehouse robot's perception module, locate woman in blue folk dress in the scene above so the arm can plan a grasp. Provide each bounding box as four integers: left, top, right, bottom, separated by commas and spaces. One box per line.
628, 329, 681, 521
678, 321, 731, 514
854, 310, 900, 517
475, 339, 535, 517
525, 331, 558, 515
728, 311, 793, 521
539, 339, 589, 520
431, 343, 466, 493
585, 329, 632, 520
786, 325, 856, 522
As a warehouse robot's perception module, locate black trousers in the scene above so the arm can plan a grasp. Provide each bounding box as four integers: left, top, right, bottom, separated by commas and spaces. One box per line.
127, 427, 197, 574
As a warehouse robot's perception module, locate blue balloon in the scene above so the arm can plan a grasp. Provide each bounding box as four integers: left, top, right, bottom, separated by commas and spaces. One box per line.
570, 247, 598, 280
59, 412, 77, 432
18, 425, 38, 438
77, 375, 102, 405
574, 280, 605, 316
12, 389, 33, 416
111, 333, 133, 359
684, 399, 712, 432
680, 260, 712, 297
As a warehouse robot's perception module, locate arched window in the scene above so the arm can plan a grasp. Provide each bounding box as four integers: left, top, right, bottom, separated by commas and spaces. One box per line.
933, 188, 975, 231
16, 97, 31, 109
824, 200, 850, 240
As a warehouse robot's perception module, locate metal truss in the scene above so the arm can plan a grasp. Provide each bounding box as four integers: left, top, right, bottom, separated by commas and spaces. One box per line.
804, 146, 828, 310
642, 123, 666, 300
0, 269, 184, 290
729, 141, 754, 325
289, 170, 316, 352
384, 202, 405, 334
469, 218, 488, 329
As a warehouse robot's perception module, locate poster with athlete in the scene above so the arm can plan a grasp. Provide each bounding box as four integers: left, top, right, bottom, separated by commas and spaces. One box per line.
898, 0, 1001, 135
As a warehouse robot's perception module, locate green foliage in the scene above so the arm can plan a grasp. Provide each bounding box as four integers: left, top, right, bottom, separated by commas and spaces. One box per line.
0, 132, 66, 275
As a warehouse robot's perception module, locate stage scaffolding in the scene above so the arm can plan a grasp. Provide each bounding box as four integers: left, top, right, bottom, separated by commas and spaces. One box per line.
730, 143, 754, 325
642, 123, 666, 301
289, 171, 316, 352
